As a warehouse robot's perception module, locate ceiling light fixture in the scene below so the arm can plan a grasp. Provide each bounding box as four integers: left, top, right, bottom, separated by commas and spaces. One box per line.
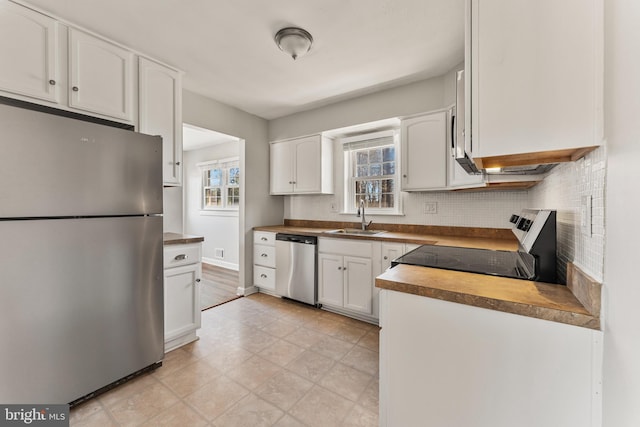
275, 27, 313, 60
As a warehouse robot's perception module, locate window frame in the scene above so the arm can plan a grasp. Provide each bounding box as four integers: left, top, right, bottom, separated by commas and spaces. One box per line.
342, 130, 402, 215
198, 157, 240, 212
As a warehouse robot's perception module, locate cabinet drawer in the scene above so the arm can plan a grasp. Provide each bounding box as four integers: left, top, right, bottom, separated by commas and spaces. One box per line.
164, 243, 201, 268
253, 265, 276, 290
254, 231, 276, 246
254, 244, 276, 268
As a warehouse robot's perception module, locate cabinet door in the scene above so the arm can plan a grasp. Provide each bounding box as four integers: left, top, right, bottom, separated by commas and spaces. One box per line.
164, 263, 201, 341
0, 2, 59, 103
343, 256, 372, 314
470, 0, 602, 159
401, 112, 447, 191
293, 135, 322, 193
318, 253, 344, 307
68, 29, 134, 121
381, 243, 404, 272
270, 141, 294, 194
139, 57, 182, 186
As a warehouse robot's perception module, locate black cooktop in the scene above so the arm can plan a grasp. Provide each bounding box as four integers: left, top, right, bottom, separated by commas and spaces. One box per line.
391, 245, 536, 280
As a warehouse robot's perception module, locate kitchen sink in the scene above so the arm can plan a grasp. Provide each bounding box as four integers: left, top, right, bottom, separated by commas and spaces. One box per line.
324, 228, 387, 236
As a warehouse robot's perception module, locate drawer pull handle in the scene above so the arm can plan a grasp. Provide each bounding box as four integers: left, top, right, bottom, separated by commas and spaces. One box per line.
174, 254, 188, 261
338, 266, 342, 270
260, 274, 267, 278
261, 253, 268, 257
261, 237, 268, 241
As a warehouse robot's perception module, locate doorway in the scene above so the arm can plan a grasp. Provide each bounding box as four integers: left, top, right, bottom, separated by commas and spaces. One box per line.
182, 123, 243, 310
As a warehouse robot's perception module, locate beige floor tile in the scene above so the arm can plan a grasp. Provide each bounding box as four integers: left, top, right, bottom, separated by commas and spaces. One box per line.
231, 328, 280, 353
226, 355, 282, 390
140, 401, 208, 427
309, 334, 355, 360
358, 378, 379, 414
259, 339, 306, 366
240, 311, 279, 329
212, 393, 284, 427
330, 322, 369, 344
283, 327, 326, 349
342, 404, 379, 427
255, 370, 313, 411
273, 414, 306, 427
178, 337, 218, 359
69, 399, 103, 423
107, 380, 179, 425
303, 317, 343, 335
356, 329, 380, 353
286, 350, 335, 382
202, 343, 253, 371
289, 385, 354, 427
153, 348, 201, 379
159, 359, 222, 397
69, 408, 117, 427
98, 373, 157, 408
184, 375, 249, 421
341, 346, 379, 376
259, 319, 300, 338
318, 362, 373, 402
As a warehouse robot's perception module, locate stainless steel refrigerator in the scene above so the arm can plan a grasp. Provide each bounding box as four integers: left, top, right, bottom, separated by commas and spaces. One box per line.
0, 102, 164, 405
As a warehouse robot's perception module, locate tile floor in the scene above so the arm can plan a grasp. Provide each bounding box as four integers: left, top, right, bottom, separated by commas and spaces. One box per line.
69, 293, 380, 426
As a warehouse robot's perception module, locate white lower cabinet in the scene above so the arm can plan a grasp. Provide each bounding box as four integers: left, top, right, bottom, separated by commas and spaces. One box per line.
379, 289, 602, 427
253, 231, 276, 292
163, 243, 202, 352
318, 238, 373, 320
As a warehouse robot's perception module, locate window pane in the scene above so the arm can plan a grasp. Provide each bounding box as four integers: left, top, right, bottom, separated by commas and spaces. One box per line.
357, 165, 369, 177
356, 180, 367, 194
227, 187, 239, 206
382, 162, 395, 175
208, 169, 222, 186
383, 146, 395, 162
381, 193, 394, 208
368, 148, 382, 163
204, 188, 222, 208
228, 167, 240, 185
356, 151, 368, 165
369, 164, 382, 176
381, 179, 395, 193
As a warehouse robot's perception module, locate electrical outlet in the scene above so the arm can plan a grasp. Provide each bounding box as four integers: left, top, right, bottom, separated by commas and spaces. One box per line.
581, 195, 592, 237
424, 202, 438, 214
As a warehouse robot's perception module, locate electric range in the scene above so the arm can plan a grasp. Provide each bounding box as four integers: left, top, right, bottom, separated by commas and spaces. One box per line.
391, 209, 558, 284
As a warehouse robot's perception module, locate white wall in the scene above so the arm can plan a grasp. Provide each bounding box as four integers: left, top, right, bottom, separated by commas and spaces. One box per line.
183, 142, 240, 270
602, 0, 640, 425
182, 90, 284, 293
163, 186, 183, 232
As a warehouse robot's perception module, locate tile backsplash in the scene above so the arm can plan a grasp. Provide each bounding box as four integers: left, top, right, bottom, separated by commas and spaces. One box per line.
530, 147, 606, 283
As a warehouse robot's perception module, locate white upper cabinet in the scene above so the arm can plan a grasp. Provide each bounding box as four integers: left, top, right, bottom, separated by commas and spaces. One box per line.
0, 2, 59, 103
270, 134, 334, 195
467, 0, 603, 166
400, 112, 447, 191
68, 29, 134, 121
139, 57, 183, 186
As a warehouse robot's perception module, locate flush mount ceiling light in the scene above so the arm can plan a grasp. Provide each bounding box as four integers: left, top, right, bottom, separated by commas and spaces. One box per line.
275, 27, 313, 60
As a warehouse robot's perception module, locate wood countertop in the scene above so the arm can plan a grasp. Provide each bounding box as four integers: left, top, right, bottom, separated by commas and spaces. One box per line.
163, 232, 204, 245
254, 221, 601, 330
376, 264, 599, 330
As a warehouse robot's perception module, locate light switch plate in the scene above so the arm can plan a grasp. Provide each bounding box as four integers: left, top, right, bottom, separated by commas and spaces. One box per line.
581, 195, 592, 237
424, 202, 438, 214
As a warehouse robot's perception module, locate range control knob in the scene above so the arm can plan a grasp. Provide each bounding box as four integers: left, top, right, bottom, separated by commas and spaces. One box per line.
509, 214, 520, 224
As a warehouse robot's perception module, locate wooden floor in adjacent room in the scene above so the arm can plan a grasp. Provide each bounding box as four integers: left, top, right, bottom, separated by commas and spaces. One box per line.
200, 264, 240, 310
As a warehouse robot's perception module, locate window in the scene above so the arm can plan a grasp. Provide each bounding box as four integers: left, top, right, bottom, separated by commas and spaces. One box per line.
199, 157, 240, 210
343, 130, 401, 214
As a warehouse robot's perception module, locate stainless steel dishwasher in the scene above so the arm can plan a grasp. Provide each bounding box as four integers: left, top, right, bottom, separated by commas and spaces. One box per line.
275, 233, 317, 306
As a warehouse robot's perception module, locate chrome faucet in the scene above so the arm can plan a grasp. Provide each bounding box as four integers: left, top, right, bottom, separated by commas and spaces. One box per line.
357, 199, 373, 230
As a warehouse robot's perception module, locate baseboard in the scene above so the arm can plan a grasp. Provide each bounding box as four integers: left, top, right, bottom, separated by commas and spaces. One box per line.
202, 257, 239, 271
237, 285, 259, 296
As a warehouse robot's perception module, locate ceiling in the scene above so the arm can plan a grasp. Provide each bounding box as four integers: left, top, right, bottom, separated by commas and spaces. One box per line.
23, 0, 465, 120
182, 123, 239, 151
